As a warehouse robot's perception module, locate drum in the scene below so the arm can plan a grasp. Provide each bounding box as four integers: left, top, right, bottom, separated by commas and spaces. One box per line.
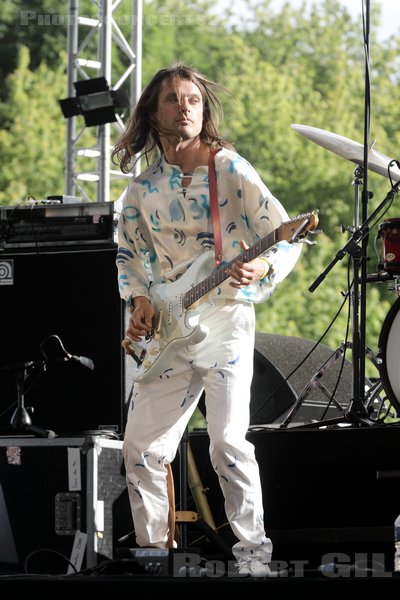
377, 218, 400, 274
377, 297, 400, 415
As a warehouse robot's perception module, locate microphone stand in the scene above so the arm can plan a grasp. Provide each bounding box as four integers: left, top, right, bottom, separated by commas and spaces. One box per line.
359, 0, 372, 411
0, 361, 55, 438
305, 177, 400, 428
301, 1, 387, 428
0, 335, 94, 438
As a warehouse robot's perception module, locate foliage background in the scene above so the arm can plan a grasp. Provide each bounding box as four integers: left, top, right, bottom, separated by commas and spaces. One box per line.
1, 0, 400, 388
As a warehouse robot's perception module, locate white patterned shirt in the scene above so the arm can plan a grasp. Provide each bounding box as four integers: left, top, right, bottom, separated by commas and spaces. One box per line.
117, 147, 302, 305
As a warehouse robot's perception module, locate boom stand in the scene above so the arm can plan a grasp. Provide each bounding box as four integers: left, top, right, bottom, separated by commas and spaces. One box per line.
303, 174, 400, 428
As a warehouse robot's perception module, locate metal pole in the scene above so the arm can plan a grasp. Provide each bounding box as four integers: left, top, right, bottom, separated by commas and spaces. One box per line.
97, 0, 112, 203
65, 0, 79, 196
359, 0, 371, 405
132, 0, 142, 177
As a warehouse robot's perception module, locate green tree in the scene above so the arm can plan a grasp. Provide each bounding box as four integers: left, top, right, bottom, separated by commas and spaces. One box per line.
0, 47, 67, 202
1, 0, 399, 383
0, 0, 108, 86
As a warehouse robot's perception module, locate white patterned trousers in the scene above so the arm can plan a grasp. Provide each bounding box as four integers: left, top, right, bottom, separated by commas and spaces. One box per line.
123, 299, 273, 563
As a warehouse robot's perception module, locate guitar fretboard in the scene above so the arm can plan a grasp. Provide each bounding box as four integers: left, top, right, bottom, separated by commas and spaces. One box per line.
183, 230, 276, 308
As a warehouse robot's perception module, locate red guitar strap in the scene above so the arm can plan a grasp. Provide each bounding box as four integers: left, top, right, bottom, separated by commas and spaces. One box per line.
208, 147, 222, 265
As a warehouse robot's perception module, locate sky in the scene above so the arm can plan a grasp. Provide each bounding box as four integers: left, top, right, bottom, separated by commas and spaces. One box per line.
216, 1, 400, 41
269, 0, 400, 41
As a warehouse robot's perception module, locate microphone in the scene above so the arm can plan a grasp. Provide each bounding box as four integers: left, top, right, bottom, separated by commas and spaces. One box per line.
66, 353, 95, 370
40, 334, 94, 370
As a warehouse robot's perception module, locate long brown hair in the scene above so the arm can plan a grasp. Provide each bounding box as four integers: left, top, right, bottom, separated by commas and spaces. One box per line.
111, 63, 234, 173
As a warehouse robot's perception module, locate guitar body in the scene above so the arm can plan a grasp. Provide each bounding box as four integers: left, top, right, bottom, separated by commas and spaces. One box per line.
130, 251, 217, 383
124, 211, 319, 384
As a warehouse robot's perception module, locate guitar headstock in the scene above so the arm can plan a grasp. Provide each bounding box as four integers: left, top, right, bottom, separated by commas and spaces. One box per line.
278, 211, 319, 244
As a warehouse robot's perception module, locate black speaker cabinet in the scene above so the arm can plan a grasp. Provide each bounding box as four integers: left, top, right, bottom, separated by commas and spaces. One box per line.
0, 245, 124, 435
188, 426, 400, 569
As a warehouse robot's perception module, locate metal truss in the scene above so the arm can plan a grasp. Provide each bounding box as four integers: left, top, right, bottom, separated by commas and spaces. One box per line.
64, 0, 142, 203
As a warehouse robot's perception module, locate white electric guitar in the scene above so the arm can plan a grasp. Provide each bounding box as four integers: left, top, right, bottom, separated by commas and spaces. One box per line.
123, 211, 319, 383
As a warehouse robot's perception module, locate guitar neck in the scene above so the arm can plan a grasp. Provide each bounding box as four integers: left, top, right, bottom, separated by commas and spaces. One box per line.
183, 229, 277, 308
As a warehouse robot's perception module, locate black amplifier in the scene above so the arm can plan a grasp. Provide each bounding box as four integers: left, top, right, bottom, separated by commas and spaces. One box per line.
0, 202, 115, 248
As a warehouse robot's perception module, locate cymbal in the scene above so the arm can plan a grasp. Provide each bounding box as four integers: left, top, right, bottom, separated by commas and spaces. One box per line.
291, 124, 400, 183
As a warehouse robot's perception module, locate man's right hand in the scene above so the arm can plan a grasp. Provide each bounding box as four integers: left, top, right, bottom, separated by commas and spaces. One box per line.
127, 296, 155, 340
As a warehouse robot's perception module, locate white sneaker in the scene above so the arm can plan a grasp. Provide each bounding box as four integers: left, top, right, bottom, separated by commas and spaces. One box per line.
236, 559, 279, 578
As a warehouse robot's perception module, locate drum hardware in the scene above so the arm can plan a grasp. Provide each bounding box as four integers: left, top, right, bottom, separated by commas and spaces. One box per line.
362, 345, 399, 422
364, 379, 399, 423
291, 124, 400, 183
376, 218, 400, 273
302, 162, 400, 424
292, 113, 400, 426
279, 341, 384, 428
375, 297, 400, 417
364, 273, 400, 297
373, 218, 400, 298
273, 159, 371, 427
366, 272, 396, 283
366, 273, 400, 297
386, 277, 400, 297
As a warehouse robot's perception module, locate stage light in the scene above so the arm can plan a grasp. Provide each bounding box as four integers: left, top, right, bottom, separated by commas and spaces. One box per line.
59, 76, 129, 127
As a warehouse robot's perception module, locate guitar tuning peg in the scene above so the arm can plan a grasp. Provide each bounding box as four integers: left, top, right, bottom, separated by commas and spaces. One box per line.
296, 238, 318, 246
294, 227, 323, 244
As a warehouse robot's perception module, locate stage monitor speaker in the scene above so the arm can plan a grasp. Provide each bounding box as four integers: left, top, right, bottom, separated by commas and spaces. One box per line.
251, 332, 354, 425
0, 245, 124, 435
188, 426, 400, 568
